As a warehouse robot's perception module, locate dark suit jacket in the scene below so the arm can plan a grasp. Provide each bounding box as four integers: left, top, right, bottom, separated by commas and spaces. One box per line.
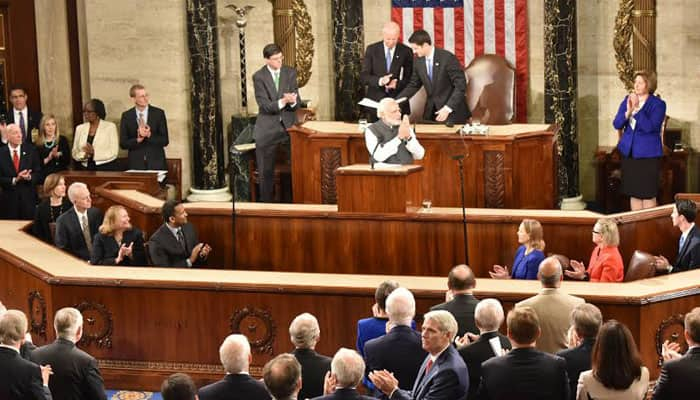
198, 373, 271, 400
0, 347, 52, 400
119, 105, 169, 170
673, 225, 700, 272
397, 47, 470, 124
364, 325, 427, 397
37, 135, 71, 182
7, 108, 43, 144
430, 294, 479, 337
391, 345, 468, 400
312, 387, 375, 400
652, 346, 700, 400
30, 338, 106, 400
0, 143, 41, 219
148, 222, 201, 267
291, 347, 332, 400
54, 207, 104, 261
252, 65, 299, 148
458, 331, 512, 400
21, 340, 38, 360
361, 41, 413, 116
556, 337, 594, 400
477, 347, 569, 400
32, 197, 73, 243
90, 228, 146, 265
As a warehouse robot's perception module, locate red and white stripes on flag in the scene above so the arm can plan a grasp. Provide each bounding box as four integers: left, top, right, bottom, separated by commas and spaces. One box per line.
391, 0, 528, 122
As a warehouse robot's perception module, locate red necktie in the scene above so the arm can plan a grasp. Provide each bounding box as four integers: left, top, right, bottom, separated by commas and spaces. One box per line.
12, 149, 19, 172
425, 358, 433, 374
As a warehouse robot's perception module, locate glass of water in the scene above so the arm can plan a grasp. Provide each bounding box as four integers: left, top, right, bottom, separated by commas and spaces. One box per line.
358, 118, 368, 132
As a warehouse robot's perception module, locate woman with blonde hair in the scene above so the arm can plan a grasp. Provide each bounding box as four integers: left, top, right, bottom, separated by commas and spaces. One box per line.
489, 219, 546, 280
566, 218, 624, 282
90, 205, 145, 265
32, 173, 71, 243
36, 114, 70, 182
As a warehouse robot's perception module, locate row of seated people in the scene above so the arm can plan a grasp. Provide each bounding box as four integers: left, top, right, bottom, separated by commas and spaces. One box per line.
2, 257, 698, 400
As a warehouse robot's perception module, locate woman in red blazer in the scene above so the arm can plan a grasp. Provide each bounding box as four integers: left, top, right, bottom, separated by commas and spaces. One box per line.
566, 218, 624, 282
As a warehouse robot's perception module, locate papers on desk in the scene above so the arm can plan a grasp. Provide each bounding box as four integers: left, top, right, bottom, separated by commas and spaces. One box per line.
126, 169, 168, 183
358, 97, 407, 109
233, 143, 256, 153
372, 163, 405, 169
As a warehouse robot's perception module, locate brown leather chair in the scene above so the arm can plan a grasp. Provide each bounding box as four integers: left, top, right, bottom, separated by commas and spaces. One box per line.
624, 250, 657, 282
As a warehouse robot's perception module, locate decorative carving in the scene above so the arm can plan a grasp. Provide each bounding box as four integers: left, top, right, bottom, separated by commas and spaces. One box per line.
614, 0, 635, 91
655, 313, 687, 366
320, 147, 341, 204
27, 291, 47, 340
230, 307, 276, 354
291, 0, 314, 87
74, 301, 113, 349
484, 151, 505, 208
98, 359, 264, 378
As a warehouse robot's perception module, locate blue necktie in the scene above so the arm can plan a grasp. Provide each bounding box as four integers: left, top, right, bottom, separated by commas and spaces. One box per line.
679, 235, 686, 253
386, 48, 392, 72
19, 112, 26, 140
427, 58, 433, 81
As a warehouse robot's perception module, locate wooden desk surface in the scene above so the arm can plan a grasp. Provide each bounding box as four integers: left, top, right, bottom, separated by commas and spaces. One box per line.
301, 121, 554, 137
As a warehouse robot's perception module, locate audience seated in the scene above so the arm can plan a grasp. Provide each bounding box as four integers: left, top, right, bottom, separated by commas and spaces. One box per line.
652, 306, 700, 399
430, 265, 479, 338
54, 182, 104, 261
370, 310, 468, 400
0, 308, 52, 400
364, 288, 427, 397
162, 373, 198, 400
557, 303, 602, 400
148, 200, 211, 267
0, 123, 41, 220
457, 298, 511, 400
198, 334, 271, 400
32, 173, 72, 243
654, 199, 700, 273
576, 321, 649, 400
36, 114, 70, 183
489, 219, 545, 280
71, 99, 119, 171
314, 348, 374, 400
565, 218, 624, 282
90, 205, 146, 265
30, 307, 107, 400
263, 353, 303, 400
516, 256, 585, 354
288, 313, 331, 400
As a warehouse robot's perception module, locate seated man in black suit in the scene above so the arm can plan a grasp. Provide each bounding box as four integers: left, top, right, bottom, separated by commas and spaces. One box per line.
54, 182, 103, 261
431, 265, 479, 338
655, 199, 700, 273
288, 313, 331, 400
370, 310, 468, 400
477, 306, 570, 400
148, 200, 211, 267
7, 84, 42, 144
365, 287, 426, 397
263, 354, 303, 400
457, 298, 512, 400
315, 348, 375, 400
162, 373, 198, 400
119, 84, 169, 170
198, 334, 271, 400
31, 307, 107, 400
0, 309, 52, 400
556, 303, 602, 400
653, 306, 700, 399
0, 123, 41, 219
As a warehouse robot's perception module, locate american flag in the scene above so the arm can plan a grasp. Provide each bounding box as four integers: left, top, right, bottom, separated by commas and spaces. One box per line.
391, 0, 528, 122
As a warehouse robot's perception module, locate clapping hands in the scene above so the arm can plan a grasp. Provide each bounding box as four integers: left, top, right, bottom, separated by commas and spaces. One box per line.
489, 264, 511, 279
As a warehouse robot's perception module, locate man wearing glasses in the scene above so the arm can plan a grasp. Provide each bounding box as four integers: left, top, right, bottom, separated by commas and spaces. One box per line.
119, 84, 169, 170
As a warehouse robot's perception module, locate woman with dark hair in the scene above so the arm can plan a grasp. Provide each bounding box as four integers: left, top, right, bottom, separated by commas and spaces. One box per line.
613, 70, 667, 211
90, 205, 145, 265
71, 98, 119, 170
489, 219, 546, 280
32, 173, 72, 243
36, 114, 70, 182
576, 320, 649, 399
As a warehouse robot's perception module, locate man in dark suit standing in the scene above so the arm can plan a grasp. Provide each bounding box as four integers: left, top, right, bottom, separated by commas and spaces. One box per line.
365, 288, 426, 398
653, 307, 700, 399
556, 303, 602, 400
0, 123, 41, 219
370, 310, 468, 400
360, 21, 413, 121
119, 84, 169, 170
31, 307, 107, 400
7, 84, 42, 144
199, 334, 271, 400
161, 373, 198, 400
397, 30, 470, 124
263, 354, 303, 400
655, 199, 700, 273
252, 43, 299, 202
477, 306, 570, 400
148, 199, 211, 267
431, 265, 479, 338
54, 182, 103, 261
0, 309, 52, 400
314, 348, 375, 400
288, 313, 331, 400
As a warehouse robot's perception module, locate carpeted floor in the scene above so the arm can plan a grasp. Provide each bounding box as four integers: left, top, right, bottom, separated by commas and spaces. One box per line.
105, 389, 163, 400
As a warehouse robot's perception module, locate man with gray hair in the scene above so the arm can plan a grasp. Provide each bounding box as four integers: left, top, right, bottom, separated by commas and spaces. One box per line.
0, 309, 52, 399
370, 310, 468, 400
364, 287, 426, 397
314, 348, 374, 400
263, 354, 302, 400
557, 303, 602, 400
365, 98, 424, 165
54, 182, 103, 261
288, 313, 331, 400
198, 334, 270, 400
31, 307, 106, 400
0, 300, 36, 360
515, 256, 585, 353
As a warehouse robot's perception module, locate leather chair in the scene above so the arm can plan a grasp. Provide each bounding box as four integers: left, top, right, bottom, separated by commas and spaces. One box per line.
624, 250, 657, 282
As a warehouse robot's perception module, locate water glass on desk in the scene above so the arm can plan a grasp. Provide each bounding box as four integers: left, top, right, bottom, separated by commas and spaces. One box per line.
358, 118, 368, 132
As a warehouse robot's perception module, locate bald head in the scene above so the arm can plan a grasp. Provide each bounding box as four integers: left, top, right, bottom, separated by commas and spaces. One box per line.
538, 256, 563, 288
447, 264, 476, 293
382, 21, 400, 49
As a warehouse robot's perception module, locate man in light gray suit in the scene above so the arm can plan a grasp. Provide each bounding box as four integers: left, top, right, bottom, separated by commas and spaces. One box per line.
252, 43, 300, 202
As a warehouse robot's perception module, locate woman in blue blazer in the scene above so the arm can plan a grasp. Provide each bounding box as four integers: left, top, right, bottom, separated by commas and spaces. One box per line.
489, 218, 546, 280
613, 71, 666, 210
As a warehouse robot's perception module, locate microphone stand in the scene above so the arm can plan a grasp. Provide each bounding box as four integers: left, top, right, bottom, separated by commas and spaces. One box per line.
229, 145, 241, 269
452, 154, 469, 264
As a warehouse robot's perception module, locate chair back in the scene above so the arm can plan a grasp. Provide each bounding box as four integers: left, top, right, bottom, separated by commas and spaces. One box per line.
465, 54, 516, 125
624, 250, 656, 282
408, 87, 428, 124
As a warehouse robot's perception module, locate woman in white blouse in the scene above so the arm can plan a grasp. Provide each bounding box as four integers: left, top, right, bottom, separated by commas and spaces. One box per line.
72, 98, 119, 170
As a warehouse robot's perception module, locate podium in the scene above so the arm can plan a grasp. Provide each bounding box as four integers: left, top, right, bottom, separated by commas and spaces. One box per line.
335, 164, 423, 213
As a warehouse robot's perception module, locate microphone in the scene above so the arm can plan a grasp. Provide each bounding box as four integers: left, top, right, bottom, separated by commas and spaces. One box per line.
370, 140, 381, 170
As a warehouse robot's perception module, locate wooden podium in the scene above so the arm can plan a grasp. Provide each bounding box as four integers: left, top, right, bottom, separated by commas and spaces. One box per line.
335, 164, 423, 213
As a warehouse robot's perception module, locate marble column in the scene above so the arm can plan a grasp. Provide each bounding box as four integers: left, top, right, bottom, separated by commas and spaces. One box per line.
186, 0, 231, 201
332, 0, 364, 122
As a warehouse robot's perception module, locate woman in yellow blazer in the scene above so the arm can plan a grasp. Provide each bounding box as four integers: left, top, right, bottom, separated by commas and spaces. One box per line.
72, 98, 119, 170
